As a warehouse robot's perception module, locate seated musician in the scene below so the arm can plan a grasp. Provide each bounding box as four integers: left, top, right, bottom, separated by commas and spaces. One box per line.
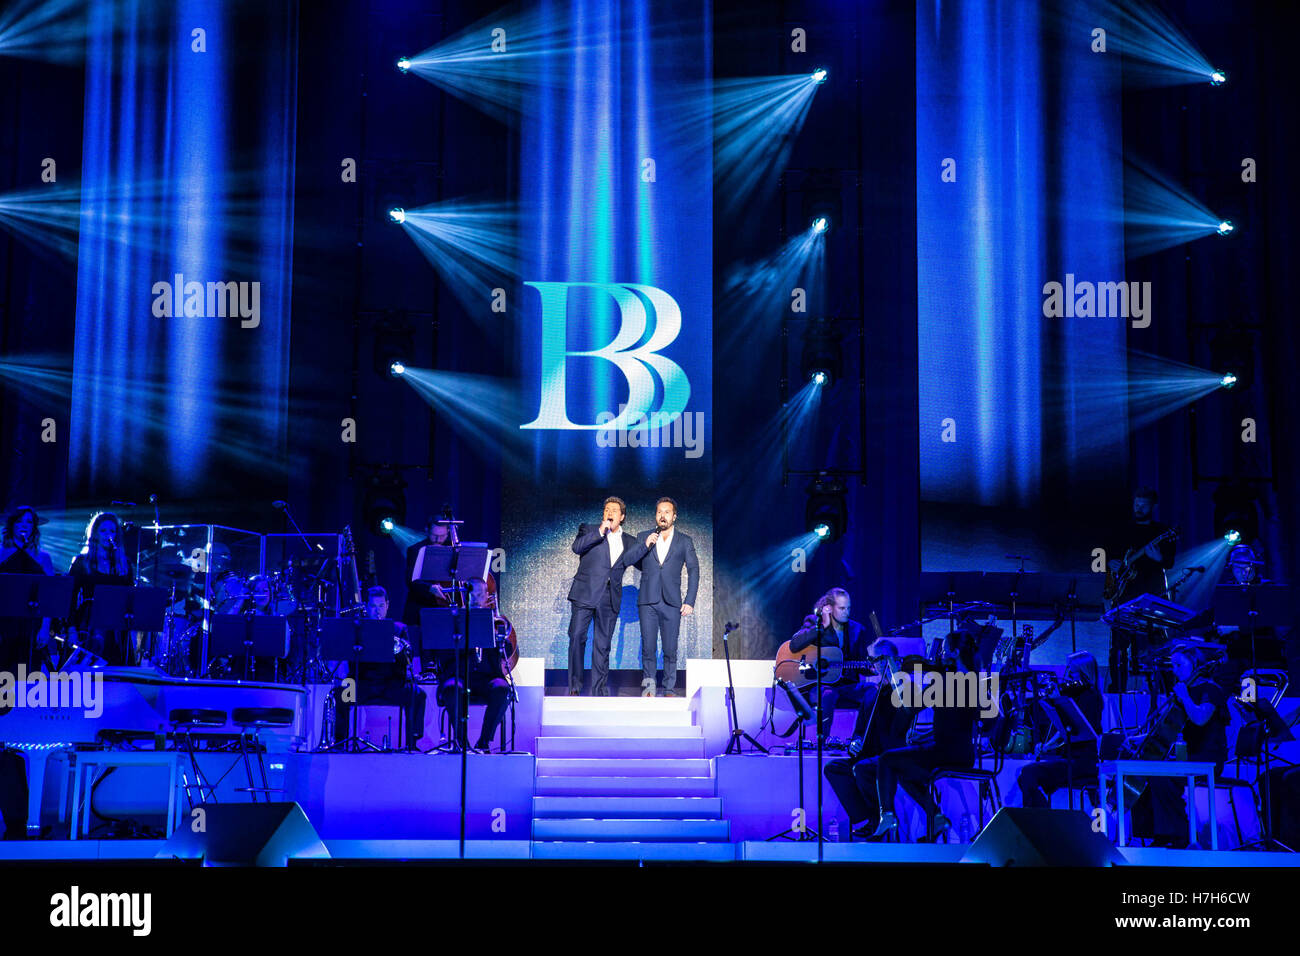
67, 511, 135, 665
823, 639, 917, 839
333, 586, 428, 750
1214, 544, 1286, 685
431, 578, 510, 752
0, 506, 56, 672
873, 630, 983, 841
225, 575, 279, 681
1131, 645, 1229, 848
789, 588, 873, 739
1015, 652, 1104, 808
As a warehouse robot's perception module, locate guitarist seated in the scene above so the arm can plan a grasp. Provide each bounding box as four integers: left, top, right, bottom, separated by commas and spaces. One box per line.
789, 588, 873, 739
1107, 486, 1177, 691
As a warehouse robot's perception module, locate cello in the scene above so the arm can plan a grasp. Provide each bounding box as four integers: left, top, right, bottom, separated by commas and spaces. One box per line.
1116, 655, 1219, 805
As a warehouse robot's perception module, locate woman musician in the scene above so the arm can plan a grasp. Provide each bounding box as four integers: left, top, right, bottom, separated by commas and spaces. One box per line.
68, 511, 135, 665
0, 506, 57, 671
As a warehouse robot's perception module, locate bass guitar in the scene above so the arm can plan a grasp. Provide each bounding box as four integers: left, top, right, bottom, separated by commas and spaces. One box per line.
1104, 526, 1180, 609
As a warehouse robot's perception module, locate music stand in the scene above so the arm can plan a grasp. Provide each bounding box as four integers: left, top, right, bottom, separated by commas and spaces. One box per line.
1216, 583, 1296, 852
319, 617, 403, 753
0, 573, 74, 669
85, 584, 166, 667
1040, 696, 1101, 811
421, 604, 494, 862
210, 614, 291, 681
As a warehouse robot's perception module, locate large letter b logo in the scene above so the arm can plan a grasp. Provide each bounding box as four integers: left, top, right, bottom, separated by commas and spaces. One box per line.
521, 282, 690, 430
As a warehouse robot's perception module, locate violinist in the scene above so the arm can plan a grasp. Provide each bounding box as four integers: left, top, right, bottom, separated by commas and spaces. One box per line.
1131, 646, 1229, 847
332, 586, 427, 750
432, 578, 510, 752
823, 639, 918, 838
1015, 652, 1104, 809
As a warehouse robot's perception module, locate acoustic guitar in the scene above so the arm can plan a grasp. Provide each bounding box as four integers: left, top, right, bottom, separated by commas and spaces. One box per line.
773, 641, 876, 689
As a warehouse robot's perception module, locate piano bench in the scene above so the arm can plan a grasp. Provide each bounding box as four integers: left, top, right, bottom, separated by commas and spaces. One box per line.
231, 707, 294, 729
169, 708, 228, 729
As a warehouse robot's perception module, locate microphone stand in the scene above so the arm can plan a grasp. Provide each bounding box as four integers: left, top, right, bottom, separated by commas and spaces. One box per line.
722, 622, 768, 755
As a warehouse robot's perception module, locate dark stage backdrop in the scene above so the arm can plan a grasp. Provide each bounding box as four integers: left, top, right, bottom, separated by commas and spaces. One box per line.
503, 0, 713, 669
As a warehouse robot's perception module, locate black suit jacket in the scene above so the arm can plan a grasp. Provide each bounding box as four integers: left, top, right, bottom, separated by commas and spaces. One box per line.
568, 524, 648, 612
633, 529, 700, 608
789, 616, 872, 661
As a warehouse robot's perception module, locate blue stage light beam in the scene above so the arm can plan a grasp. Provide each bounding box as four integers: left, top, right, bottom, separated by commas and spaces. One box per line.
664, 74, 821, 225
717, 381, 822, 499
397, 366, 531, 468
734, 531, 825, 600
720, 224, 825, 349
394, 199, 519, 321
1165, 537, 1233, 611
0, 354, 308, 475
1050, 0, 1216, 87
400, 1, 572, 124
1117, 158, 1230, 258
1044, 349, 1226, 457
383, 522, 425, 552
0, 0, 92, 64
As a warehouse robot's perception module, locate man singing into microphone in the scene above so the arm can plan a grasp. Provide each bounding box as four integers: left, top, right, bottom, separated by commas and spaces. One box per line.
631, 497, 700, 697
567, 497, 651, 696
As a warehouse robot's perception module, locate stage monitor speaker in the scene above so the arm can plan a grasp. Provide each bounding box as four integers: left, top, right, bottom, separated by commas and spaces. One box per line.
158, 802, 329, 866
0, 748, 29, 840
962, 807, 1124, 867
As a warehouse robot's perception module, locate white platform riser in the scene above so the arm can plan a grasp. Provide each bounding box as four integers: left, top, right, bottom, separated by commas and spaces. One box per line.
542, 711, 695, 727
543, 697, 689, 713
535, 776, 717, 797
537, 737, 706, 759
533, 796, 724, 819
536, 758, 712, 778
531, 842, 737, 862
532, 819, 730, 842
541, 724, 701, 738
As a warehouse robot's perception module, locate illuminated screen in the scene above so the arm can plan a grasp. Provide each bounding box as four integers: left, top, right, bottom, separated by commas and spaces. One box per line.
502, 0, 713, 669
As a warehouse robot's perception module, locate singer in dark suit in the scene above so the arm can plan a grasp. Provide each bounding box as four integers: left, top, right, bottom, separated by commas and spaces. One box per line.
567, 497, 651, 696
631, 497, 700, 697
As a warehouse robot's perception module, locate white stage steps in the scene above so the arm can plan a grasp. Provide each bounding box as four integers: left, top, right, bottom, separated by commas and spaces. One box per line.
531, 696, 728, 857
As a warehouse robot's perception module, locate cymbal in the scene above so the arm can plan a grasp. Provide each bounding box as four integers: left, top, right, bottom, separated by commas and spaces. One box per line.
155, 562, 195, 583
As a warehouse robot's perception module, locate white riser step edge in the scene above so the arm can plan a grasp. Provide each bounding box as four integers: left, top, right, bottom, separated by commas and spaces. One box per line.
532, 819, 730, 842
536, 775, 716, 797
541, 723, 701, 738
543, 697, 689, 712
536, 757, 712, 778
542, 710, 694, 727
537, 737, 706, 759
533, 796, 724, 819
532, 841, 737, 862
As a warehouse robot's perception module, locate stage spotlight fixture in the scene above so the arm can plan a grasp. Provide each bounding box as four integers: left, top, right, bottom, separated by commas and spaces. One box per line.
801, 169, 841, 239
805, 473, 848, 543
363, 470, 408, 536
1210, 326, 1255, 391
396, 57, 412, 73
1213, 480, 1259, 546
373, 311, 416, 378
388, 207, 406, 225
1216, 219, 1234, 236
811, 67, 828, 85
801, 318, 842, 388
1209, 69, 1227, 86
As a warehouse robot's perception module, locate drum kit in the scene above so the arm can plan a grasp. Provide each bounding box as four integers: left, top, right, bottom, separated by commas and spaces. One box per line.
140, 549, 342, 682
